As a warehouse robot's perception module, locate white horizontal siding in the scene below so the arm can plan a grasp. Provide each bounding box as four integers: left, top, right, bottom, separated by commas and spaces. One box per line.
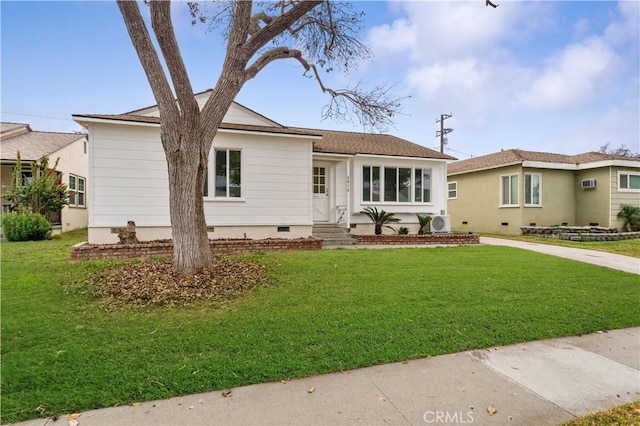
89, 123, 313, 228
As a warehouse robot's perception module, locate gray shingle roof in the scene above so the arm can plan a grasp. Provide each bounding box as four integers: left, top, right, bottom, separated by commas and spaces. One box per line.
448, 148, 637, 175
0, 123, 86, 161
73, 114, 454, 160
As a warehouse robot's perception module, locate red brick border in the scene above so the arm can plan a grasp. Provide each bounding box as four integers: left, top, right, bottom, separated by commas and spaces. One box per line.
71, 238, 323, 260
71, 234, 479, 260
356, 234, 479, 245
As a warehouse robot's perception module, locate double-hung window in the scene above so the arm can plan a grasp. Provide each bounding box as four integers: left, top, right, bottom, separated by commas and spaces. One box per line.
69, 174, 86, 207
414, 168, 431, 203
500, 174, 518, 206
214, 149, 241, 198
447, 182, 457, 199
362, 166, 431, 203
524, 173, 541, 206
618, 171, 640, 192
362, 166, 381, 202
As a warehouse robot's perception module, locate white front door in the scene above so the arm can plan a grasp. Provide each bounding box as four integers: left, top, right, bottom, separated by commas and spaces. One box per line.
313, 165, 330, 222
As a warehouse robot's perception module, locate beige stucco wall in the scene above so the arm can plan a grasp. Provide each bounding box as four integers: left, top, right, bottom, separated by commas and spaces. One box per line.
574, 167, 611, 227
1, 164, 14, 188
520, 167, 575, 227
610, 166, 640, 230
50, 137, 89, 232
449, 166, 583, 235
448, 165, 524, 235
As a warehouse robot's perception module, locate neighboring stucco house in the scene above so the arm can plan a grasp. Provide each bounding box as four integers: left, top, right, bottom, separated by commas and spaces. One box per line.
1, 122, 89, 233
73, 90, 455, 244
446, 149, 640, 235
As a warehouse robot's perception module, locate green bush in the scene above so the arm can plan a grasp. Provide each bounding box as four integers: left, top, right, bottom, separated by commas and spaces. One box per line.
1, 211, 52, 241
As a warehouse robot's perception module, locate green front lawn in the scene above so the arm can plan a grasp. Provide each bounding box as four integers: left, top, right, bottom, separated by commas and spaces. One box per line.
2, 230, 639, 423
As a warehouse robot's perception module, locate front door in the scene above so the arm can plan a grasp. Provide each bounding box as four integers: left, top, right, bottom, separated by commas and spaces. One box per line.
313, 165, 329, 222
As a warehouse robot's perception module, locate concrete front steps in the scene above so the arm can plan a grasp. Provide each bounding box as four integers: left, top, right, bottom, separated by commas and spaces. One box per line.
312, 224, 357, 247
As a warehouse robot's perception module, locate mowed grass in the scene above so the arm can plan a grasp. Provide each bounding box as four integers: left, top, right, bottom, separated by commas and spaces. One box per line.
2, 230, 639, 423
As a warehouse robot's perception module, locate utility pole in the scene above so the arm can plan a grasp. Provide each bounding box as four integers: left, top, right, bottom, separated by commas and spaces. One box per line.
436, 113, 453, 153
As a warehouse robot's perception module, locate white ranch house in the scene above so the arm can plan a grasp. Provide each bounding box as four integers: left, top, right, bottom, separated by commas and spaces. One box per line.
73, 91, 455, 244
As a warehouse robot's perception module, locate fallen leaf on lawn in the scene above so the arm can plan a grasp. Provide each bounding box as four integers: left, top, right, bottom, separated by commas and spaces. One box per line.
633, 408, 640, 414
69, 420, 79, 426
487, 405, 497, 416
67, 413, 81, 420
308, 386, 316, 393
130, 402, 141, 407
222, 390, 232, 397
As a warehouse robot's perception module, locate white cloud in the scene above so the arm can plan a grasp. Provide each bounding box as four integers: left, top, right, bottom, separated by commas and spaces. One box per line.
518, 38, 617, 109
604, 1, 640, 45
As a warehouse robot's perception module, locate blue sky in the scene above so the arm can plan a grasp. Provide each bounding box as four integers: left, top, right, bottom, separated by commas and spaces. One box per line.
1, 1, 638, 159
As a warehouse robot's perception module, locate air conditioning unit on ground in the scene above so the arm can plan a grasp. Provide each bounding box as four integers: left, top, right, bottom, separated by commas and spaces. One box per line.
431, 215, 451, 233
581, 179, 597, 189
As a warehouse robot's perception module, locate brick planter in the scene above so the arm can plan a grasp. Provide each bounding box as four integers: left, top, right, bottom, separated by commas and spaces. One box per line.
71, 238, 322, 260
356, 234, 479, 245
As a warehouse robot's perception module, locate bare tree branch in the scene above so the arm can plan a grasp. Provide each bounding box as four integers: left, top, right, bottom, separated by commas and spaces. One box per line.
245, 46, 302, 79
117, 0, 179, 145
149, 1, 198, 120
243, 1, 322, 59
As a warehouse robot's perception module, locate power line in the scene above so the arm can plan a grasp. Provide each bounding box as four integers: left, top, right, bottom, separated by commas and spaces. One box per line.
446, 147, 474, 158
1, 111, 75, 122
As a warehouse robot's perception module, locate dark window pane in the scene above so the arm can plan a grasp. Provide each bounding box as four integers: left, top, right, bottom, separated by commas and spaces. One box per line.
399, 168, 411, 202
422, 168, 431, 202
372, 166, 380, 202
229, 150, 241, 197
215, 150, 227, 197
415, 168, 422, 202
363, 166, 371, 202
384, 167, 397, 202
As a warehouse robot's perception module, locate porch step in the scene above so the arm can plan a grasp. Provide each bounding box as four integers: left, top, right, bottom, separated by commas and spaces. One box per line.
312, 224, 357, 247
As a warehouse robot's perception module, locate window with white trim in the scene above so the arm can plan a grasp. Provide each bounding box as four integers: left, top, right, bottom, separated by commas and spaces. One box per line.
524, 173, 541, 206
362, 165, 431, 203
500, 174, 518, 206
618, 171, 640, 192
448, 181, 457, 199
212, 149, 241, 198
414, 168, 431, 203
69, 174, 86, 207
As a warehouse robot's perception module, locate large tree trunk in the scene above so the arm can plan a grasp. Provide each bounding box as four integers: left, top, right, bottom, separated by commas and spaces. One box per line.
164, 126, 211, 275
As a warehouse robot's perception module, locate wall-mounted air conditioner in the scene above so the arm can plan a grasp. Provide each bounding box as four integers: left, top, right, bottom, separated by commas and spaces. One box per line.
581, 179, 597, 189
431, 215, 451, 233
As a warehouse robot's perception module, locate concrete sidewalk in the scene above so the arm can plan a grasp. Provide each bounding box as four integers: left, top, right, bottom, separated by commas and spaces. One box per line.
14, 328, 640, 426
480, 237, 640, 275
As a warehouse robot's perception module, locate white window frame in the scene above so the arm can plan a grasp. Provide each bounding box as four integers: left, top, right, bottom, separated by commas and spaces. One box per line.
524, 173, 542, 207
618, 171, 640, 192
209, 148, 242, 199
500, 174, 519, 207
68, 174, 86, 208
447, 181, 458, 199
362, 165, 432, 204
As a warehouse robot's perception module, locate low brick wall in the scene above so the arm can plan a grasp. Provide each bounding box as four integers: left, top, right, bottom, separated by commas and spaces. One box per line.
521, 226, 618, 236
356, 234, 479, 245
71, 238, 323, 260
559, 232, 640, 242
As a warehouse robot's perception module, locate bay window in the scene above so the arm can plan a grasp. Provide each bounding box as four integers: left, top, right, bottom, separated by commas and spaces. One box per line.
362, 165, 432, 203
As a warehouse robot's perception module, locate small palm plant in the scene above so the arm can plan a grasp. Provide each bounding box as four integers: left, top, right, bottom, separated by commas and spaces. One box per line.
361, 207, 400, 235
617, 205, 640, 232
416, 214, 432, 235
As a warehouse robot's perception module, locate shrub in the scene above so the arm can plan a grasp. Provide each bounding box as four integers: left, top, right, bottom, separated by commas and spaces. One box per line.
398, 226, 409, 235
361, 207, 400, 235
1, 210, 52, 241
